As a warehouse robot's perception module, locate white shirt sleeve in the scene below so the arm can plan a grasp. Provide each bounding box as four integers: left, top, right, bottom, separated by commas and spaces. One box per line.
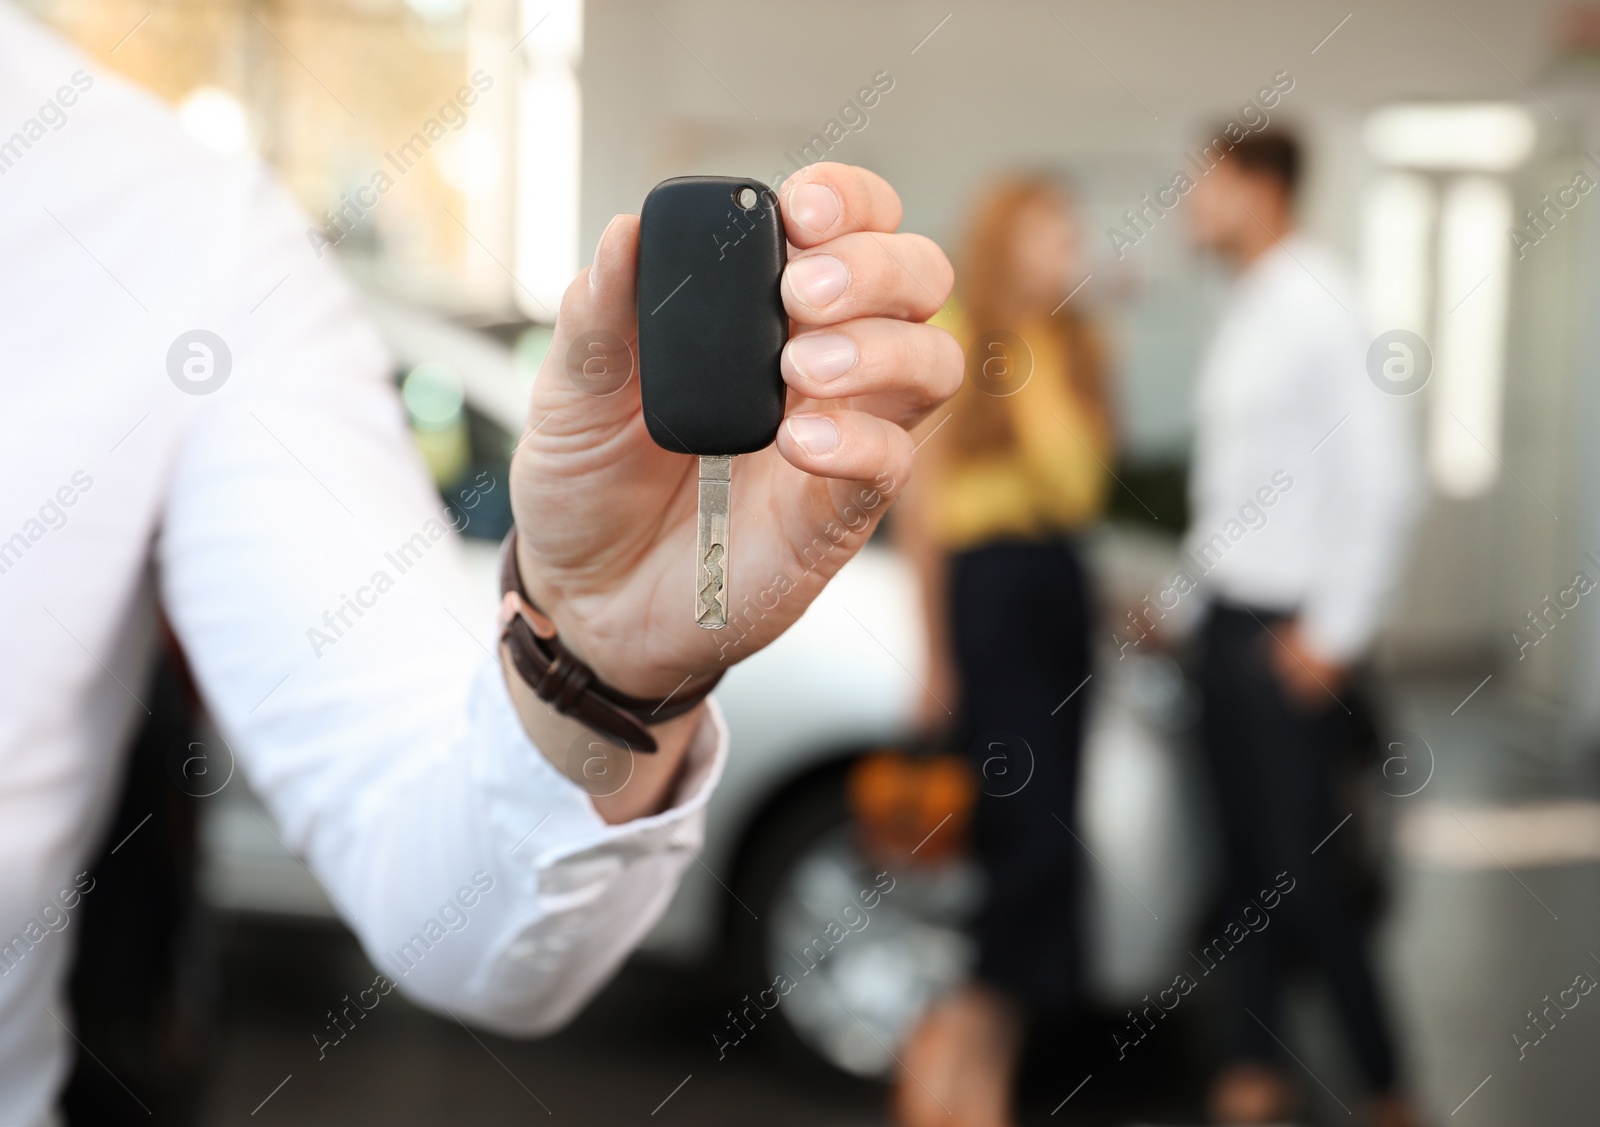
1297, 317, 1422, 664
155, 168, 726, 1034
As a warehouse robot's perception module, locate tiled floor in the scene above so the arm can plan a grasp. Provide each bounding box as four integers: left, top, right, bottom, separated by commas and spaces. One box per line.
1382, 678, 1600, 1127
196, 920, 893, 1127
195, 676, 1600, 1126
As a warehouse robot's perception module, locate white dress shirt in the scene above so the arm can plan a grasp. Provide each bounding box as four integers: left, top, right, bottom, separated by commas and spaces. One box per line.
0, 10, 724, 1124
1179, 234, 1419, 662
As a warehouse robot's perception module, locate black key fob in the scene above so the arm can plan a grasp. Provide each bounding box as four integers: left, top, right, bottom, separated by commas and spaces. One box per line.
637, 176, 788, 456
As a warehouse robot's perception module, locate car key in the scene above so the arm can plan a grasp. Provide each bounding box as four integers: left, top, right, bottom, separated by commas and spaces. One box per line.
636, 176, 789, 630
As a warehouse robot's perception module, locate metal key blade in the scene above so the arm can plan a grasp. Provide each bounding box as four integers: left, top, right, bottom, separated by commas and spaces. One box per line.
695, 455, 732, 629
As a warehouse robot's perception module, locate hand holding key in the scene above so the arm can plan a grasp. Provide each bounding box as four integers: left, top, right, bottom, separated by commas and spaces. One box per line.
508, 163, 958, 714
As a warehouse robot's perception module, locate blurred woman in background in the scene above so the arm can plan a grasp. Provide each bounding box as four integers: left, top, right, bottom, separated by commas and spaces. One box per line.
894, 175, 1114, 1127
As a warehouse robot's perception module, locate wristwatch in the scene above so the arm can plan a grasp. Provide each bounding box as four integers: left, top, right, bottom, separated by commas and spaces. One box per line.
497, 532, 721, 751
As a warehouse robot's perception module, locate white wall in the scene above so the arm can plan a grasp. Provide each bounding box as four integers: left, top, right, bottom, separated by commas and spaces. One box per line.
580, 0, 1565, 447
577, 0, 1600, 692
580, 1, 1564, 243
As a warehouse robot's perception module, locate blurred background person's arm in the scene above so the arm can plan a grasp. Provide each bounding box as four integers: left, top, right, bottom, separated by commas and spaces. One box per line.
1277, 316, 1420, 704
894, 426, 959, 737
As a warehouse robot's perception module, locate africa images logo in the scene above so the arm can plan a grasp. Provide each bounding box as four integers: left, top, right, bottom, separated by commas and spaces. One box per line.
166, 329, 232, 395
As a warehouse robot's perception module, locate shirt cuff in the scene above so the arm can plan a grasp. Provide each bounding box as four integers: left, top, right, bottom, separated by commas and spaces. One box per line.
1134, 563, 1207, 651
470, 657, 729, 867
1298, 604, 1371, 667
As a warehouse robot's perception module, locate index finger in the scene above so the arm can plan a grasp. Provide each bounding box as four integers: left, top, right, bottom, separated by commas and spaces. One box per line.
780, 162, 903, 248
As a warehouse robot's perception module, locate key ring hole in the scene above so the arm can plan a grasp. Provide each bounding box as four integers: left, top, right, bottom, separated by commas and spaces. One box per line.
734, 186, 759, 210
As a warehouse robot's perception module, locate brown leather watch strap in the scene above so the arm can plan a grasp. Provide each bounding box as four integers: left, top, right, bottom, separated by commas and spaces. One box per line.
498, 533, 721, 752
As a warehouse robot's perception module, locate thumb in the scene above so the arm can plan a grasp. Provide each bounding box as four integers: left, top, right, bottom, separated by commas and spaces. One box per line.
531, 214, 642, 423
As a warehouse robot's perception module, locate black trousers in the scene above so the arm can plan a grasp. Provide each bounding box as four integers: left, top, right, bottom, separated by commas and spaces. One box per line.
950, 537, 1090, 1012
1198, 603, 1399, 1094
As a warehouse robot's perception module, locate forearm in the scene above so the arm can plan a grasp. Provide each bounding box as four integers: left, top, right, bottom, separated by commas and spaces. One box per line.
1302, 380, 1420, 663
160, 373, 722, 1029
328, 662, 724, 1036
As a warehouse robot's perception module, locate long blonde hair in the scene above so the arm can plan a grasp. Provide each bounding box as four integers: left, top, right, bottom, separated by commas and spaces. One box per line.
949, 175, 1109, 457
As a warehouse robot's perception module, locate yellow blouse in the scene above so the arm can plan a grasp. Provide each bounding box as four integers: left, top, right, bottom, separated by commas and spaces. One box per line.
924, 308, 1111, 551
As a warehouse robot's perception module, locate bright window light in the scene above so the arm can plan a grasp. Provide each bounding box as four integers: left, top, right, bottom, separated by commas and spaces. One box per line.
1364, 103, 1536, 171
1429, 176, 1513, 498
514, 0, 583, 320
177, 87, 252, 156
1362, 101, 1535, 501
436, 124, 503, 200
1361, 172, 1435, 335
406, 0, 466, 21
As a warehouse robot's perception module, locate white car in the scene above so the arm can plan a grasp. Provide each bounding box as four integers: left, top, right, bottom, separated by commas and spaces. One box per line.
198, 299, 1214, 1075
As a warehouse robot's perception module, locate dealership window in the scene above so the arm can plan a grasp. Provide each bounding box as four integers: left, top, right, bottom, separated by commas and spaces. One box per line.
513, 0, 583, 320
1360, 103, 1536, 498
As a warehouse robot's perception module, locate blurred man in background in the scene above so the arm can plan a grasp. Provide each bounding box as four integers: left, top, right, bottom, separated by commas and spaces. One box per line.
1178, 129, 1421, 1126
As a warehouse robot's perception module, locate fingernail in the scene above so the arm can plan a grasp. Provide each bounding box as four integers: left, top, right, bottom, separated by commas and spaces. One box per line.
789, 183, 841, 234
786, 255, 849, 309
787, 333, 857, 383
786, 414, 839, 455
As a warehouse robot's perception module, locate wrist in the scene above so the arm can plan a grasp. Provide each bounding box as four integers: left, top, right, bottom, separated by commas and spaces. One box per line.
513, 532, 717, 702
499, 641, 704, 823
504, 531, 721, 751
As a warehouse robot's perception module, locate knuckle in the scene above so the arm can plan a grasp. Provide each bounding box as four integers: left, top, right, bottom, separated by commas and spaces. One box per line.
861, 417, 894, 470
907, 233, 954, 300
881, 187, 905, 232
556, 272, 589, 329
821, 163, 872, 220
876, 241, 919, 308
842, 241, 895, 311
883, 427, 914, 484
930, 327, 964, 399
887, 323, 921, 381
856, 167, 903, 230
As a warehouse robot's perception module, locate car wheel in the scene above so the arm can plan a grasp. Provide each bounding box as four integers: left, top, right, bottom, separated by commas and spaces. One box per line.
729, 765, 983, 1077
